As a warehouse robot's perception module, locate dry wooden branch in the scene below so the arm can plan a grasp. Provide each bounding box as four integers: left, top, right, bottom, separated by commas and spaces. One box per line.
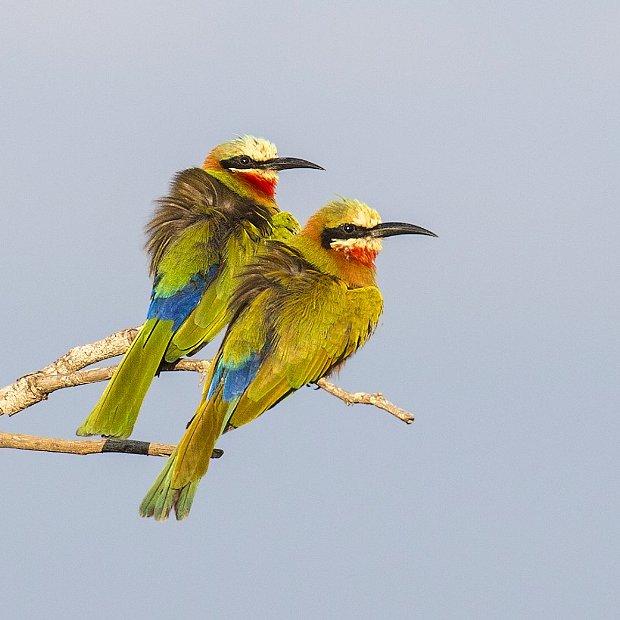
0, 326, 139, 415
315, 378, 414, 424
0, 326, 413, 458
0, 431, 223, 458
0, 326, 211, 416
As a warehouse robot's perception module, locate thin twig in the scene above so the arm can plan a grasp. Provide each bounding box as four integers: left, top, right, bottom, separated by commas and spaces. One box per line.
316, 378, 415, 424
0, 431, 223, 458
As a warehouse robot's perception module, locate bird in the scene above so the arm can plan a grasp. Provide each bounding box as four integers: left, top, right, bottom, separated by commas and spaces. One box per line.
139, 197, 437, 520
76, 135, 323, 439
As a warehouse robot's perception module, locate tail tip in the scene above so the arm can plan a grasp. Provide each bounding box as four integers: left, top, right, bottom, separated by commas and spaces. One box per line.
139, 483, 197, 522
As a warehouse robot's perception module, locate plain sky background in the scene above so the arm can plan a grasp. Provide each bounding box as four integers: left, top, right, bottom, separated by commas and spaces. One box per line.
1, 2, 618, 618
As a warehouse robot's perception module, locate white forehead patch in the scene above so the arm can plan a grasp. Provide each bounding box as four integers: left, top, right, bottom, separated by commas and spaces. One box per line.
233, 135, 278, 161
350, 204, 381, 228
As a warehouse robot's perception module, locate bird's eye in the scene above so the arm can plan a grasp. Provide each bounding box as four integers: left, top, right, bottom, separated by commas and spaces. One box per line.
342, 224, 355, 234
238, 156, 251, 166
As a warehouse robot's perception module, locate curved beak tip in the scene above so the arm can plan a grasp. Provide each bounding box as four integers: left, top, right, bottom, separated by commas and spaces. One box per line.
303, 162, 325, 171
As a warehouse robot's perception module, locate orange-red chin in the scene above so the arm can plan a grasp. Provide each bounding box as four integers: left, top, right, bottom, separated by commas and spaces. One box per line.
348, 246, 378, 267
238, 171, 277, 198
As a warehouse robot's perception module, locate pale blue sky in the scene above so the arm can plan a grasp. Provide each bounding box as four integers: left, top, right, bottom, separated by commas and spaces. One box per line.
2, 2, 619, 618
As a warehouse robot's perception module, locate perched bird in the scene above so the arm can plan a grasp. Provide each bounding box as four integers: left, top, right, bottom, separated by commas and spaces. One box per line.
139, 198, 437, 520
77, 136, 323, 439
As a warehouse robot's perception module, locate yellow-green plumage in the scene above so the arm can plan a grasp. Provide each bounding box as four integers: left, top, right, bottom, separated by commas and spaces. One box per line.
77, 136, 320, 439
140, 198, 437, 520
79, 319, 174, 438
163, 214, 298, 361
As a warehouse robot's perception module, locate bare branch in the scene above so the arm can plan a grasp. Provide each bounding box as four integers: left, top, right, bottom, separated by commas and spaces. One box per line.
0, 326, 414, 428
316, 378, 415, 424
0, 326, 142, 416
0, 327, 211, 416
38, 326, 143, 376
0, 431, 223, 459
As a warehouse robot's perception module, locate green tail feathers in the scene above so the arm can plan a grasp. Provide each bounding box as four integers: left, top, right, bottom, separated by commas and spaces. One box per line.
76, 319, 174, 439
139, 450, 199, 521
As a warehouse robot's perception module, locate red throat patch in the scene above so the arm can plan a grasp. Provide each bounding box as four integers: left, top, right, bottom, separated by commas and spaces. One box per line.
348, 246, 378, 267
238, 171, 277, 198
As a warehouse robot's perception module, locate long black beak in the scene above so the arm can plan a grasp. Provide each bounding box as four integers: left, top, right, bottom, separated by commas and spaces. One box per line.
368, 222, 438, 238
260, 157, 325, 171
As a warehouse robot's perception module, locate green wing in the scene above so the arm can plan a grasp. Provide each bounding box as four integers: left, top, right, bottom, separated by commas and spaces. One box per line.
164, 211, 300, 361
139, 243, 381, 521
227, 268, 383, 429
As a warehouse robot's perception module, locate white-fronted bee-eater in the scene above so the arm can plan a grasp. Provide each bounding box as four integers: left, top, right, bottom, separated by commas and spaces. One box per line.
77, 135, 323, 439
140, 198, 437, 520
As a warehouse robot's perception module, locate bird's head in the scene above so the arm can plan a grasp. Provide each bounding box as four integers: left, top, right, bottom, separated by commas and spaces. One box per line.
203, 135, 323, 202
304, 198, 437, 268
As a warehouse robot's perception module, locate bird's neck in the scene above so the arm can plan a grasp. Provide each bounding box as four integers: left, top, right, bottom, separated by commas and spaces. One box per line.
203, 166, 279, 209
290, 235, 378, 289
237, 171, 277, 198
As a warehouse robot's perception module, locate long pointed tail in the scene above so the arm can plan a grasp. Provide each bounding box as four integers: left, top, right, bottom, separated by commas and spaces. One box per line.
139, 449, 200, 521
140, 390, 232, 521
76, 319, 174, 438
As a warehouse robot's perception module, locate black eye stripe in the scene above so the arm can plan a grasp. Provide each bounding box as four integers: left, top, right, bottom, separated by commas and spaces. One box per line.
220, 155, 257, 170
320, 223, 369, 248
338, 223, 366, 237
